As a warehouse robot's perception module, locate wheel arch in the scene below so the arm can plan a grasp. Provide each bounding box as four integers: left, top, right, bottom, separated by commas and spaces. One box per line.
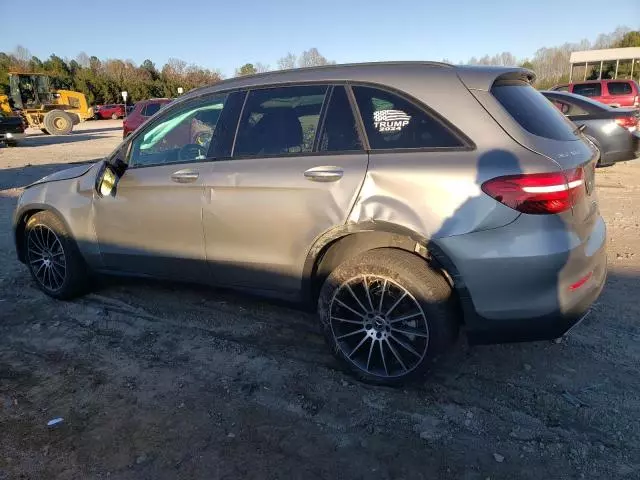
14, 204, 72, 263
302, 221, 468, 318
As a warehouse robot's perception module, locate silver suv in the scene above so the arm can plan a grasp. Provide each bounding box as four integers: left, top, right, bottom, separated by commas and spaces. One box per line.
13, 62, 607, 384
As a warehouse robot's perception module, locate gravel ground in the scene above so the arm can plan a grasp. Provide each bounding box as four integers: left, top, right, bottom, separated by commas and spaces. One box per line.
1, 120, 639, 480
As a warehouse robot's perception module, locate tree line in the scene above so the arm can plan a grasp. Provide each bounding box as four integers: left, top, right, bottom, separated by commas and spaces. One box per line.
0, 48, 334, 106
461, 27, 639, 89
1, 29, 638, 106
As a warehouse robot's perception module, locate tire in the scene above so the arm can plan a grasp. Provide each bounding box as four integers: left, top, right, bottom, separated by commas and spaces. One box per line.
24, 211, 89, 300
111, 113, 118, 120
318, 248, 458, 385
93, 114, 100, 120
40, 128, 50, 135
43, 110, 73, 135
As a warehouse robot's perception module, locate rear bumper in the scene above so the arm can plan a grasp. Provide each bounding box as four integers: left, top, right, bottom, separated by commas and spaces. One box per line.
600, 131, 640, 165
465, 256, 606, 344
436, 213, 607, 345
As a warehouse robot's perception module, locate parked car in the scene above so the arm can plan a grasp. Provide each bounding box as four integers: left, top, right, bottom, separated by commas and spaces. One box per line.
13, 63, 606, 384
542, 90, 640, 167
0, 111, 26, 146
122, 98, 172, 138
551, 80, 640, 108
95, 104, 125, 120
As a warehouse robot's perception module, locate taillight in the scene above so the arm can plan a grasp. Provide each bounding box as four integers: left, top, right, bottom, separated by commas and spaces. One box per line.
633, 95, 639, 107
481, 168, 585, 214
615, 116, 638, 130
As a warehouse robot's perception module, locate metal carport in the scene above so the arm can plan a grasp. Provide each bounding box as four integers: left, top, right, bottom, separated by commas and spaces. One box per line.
569, 47, 640, 81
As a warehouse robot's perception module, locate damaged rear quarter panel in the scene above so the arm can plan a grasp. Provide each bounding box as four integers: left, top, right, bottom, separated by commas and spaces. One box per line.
347, 150, 521, 241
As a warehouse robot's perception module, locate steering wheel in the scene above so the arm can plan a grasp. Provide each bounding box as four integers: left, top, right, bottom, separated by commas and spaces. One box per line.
179, 143, 207, 161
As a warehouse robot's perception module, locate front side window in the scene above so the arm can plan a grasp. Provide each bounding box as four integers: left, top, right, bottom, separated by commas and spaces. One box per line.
352, 85, 463, 150
233, 85, 328, 157
128, 94, 228, 167
573, 83, 602, 97
607, 82, 632, 96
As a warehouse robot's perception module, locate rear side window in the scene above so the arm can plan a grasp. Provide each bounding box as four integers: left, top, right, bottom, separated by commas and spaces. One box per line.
233, 85, 328, 157
572, 83, 602, 97
317, 86, 363, 152
492, 84, 577, 141
143, 102, 162, 117
607, 82, 632, 96
352, 86, 463, 150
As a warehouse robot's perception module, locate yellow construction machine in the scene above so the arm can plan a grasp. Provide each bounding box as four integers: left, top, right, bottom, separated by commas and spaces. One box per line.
6, 72, 93, 134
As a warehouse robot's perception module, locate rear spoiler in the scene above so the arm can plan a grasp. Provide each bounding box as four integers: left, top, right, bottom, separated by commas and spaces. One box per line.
455, 66, 536, 91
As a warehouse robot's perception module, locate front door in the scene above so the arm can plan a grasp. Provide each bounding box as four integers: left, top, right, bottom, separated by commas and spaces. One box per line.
201, 85, 369, 294
93, 92, 234, 281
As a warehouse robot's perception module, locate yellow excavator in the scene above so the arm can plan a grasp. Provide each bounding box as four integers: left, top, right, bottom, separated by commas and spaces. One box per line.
2, 72, 93, 134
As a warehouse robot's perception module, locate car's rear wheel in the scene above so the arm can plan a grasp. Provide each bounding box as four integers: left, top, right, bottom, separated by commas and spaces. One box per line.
318, 248, 458, 385
24, 211, 88, 299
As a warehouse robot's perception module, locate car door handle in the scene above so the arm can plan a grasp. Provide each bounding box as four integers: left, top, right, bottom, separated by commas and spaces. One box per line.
171, 169, 199, 183
304, 166, 344, 182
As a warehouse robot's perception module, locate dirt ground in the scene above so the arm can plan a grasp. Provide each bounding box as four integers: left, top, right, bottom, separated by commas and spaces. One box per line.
1, 120, 639, 480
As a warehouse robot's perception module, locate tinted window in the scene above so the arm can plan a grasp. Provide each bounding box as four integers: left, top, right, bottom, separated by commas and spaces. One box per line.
129, 94, 228, 167
572, 83, 602, 97
493, 84, 577, 141
352, 86, 462, 150
143, 102, 162, 117
607, 82, 632, 96
318, 86, 363, 152
234, 85, 328, 157
547, 98, 589, 116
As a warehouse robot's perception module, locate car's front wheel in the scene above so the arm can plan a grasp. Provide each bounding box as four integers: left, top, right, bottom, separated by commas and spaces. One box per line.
318, 248, 458, 385
24, 211, 88, 299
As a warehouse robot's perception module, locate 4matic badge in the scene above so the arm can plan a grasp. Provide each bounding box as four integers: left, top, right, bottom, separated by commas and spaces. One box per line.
373, 109, 411, 132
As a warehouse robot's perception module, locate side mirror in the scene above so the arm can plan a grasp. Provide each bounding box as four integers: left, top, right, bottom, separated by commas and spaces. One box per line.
96, 155, 128, 198
112, 157, 128, 177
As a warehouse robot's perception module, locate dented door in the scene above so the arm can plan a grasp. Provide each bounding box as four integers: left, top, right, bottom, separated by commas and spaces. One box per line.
201, 153, 368, 293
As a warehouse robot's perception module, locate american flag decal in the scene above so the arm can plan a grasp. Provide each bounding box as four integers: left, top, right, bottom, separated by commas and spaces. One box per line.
373, 109, 411, 123
373, 109, 411, 132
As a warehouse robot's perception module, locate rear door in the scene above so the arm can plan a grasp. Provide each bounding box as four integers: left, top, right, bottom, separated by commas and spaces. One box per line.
201, 84, 369, 294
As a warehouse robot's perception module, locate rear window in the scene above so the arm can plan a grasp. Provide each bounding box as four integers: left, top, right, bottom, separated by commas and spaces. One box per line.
572, 83, 602, 97
492, 84, 577, 141
607, 82, 632, 96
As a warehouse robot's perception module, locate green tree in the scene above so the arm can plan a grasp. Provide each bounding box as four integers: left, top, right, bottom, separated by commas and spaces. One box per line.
236, 63, 257, 76
613, 31, 640, 48
520, 60, 535, 70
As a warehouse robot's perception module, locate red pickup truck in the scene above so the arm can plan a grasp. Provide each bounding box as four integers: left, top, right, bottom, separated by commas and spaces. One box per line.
552, 80, 639, 108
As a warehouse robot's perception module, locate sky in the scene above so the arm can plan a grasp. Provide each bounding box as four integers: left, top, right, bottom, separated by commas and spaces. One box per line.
0, 0, 638, 77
